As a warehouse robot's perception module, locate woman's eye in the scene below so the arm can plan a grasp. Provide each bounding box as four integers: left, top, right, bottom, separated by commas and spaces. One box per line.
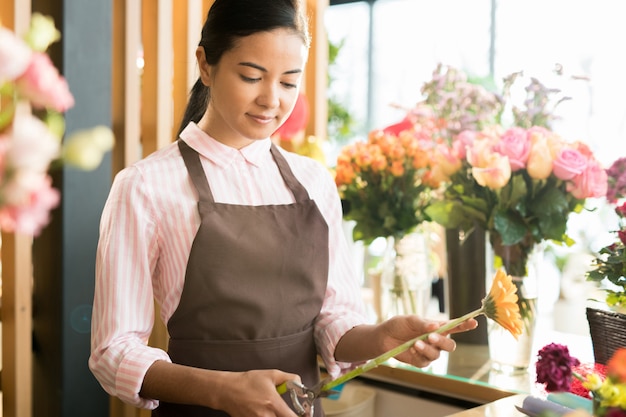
240, 75, 260, 83
281, 82, 298, 89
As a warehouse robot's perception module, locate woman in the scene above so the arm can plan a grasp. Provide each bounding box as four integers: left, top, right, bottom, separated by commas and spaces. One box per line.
89, 1, 477, 416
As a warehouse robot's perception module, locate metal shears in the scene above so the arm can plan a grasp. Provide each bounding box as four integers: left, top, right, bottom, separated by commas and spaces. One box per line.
276, 378, 338, 417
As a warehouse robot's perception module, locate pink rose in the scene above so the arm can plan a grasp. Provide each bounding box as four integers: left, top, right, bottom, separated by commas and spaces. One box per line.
453, 130, 477, 160
15, 52, 74, 112
567, 159, 608, 199
552, 147, 587, 180
0, 27, 33, 81
471, 152, 511, 190
496, 127, 531, 171
526, 136, 553, 180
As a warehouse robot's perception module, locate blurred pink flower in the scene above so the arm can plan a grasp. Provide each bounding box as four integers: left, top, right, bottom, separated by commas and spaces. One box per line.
0, 173, 60, 235
7, 113, 60, 172
15, 52, 74, 112
0, 26, 32, 80
0, 13, 113, 236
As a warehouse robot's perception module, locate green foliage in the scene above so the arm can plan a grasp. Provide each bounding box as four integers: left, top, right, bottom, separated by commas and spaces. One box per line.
327, 37, 356, 145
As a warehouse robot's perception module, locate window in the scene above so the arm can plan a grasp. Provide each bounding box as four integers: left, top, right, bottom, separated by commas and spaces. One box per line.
325, 0, 626, 166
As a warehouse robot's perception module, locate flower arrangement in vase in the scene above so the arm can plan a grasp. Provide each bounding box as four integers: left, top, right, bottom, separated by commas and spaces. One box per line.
415, 63, 607, 370
0, 14, 114, 235
423, 67, 607, 278
334, 121, 439, 318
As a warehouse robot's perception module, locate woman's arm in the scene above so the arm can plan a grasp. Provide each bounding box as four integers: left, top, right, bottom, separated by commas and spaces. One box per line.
140, 361, 300, 417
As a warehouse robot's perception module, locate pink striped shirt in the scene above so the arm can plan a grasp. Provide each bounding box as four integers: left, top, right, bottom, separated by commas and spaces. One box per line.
89, 122, 368, 409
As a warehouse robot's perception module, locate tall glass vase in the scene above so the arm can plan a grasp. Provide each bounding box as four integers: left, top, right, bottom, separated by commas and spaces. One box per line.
379, 233, 432, 320
486, 233, 540, 374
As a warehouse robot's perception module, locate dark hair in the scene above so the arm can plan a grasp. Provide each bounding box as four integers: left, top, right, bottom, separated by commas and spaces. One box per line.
176, 0, 310, 137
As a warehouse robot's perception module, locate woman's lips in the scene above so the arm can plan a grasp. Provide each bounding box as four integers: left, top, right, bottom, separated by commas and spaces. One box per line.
248, 113, 276, 124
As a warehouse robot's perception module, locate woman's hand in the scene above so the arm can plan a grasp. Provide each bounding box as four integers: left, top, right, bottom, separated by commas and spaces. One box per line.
219, 369, 301, 417
142, 361, 301, 417
379, 315, 478, 368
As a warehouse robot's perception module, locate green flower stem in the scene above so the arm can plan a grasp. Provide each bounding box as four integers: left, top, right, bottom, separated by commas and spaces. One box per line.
320, 307, 485, 393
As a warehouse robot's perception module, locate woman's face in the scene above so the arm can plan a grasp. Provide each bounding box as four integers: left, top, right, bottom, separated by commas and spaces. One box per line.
197, 28, 308, 149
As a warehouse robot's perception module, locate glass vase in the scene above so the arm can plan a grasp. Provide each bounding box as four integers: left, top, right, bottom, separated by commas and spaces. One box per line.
487, 274, 538, 373
486, 233, 541, 374
379, 233, 432, 320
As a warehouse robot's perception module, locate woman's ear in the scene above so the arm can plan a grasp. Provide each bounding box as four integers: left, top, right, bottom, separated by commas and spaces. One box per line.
196, 46, 211, 87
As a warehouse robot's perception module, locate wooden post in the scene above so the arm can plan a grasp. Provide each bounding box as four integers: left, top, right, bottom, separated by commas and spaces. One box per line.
141, 0, 175, 154
305, 0, 329, 140
0, 3, 34, 417
112, 0, 143, 172
0, 231, 33, 417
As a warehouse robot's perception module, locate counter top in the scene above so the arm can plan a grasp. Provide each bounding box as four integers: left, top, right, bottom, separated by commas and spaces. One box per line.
445, 394, 527, 417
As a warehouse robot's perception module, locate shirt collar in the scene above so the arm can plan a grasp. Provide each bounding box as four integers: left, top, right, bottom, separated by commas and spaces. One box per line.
179, 122, 272, 168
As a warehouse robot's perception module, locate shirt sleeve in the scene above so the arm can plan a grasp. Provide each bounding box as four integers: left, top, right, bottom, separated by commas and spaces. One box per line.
89, 166, 170, 410
308, 162, 370, 377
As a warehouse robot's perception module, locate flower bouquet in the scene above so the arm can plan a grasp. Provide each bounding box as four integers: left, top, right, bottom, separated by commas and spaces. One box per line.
335, 126, 437, 244
587, 157, 626, 311
535, 343, 626, 417
415, 63, 606, 368
0, 13, 114, 235
422, 66, 607, 278
426, 125, 607, 276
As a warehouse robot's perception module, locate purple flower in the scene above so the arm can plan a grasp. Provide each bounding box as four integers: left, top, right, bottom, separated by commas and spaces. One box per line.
536, 343, 581, 392
606, 157, 626, 203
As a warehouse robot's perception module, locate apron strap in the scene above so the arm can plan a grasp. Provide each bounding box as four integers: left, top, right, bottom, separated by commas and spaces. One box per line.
270, 143, 310, 202
178, 140, 215, 203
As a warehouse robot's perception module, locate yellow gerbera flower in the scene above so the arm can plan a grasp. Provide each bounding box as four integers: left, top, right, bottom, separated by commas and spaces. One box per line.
482, 269, 523, 339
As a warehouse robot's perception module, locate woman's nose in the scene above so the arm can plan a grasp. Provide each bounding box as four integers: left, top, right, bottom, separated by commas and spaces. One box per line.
256, 83, 280, 109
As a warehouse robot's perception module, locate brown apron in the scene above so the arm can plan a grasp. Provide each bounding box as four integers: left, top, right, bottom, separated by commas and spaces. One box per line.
153, 140, 329, 416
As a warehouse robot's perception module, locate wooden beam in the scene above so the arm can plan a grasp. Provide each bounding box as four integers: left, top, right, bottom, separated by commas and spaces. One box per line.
112, 0, 142, 173
141, 0, 174, 156
0, 3, 34, 416
1, 231, 33, 417
305, 0, 329, 140
172, 0, 203, 139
